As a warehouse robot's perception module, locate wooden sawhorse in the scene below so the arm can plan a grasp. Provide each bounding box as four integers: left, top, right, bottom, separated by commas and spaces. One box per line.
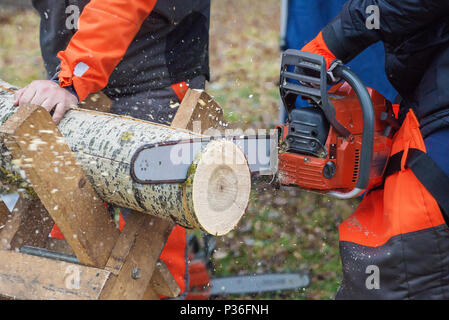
0, 89, 225, 300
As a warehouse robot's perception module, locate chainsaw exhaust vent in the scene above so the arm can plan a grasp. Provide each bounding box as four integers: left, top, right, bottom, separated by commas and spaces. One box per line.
352, 149, 361, 183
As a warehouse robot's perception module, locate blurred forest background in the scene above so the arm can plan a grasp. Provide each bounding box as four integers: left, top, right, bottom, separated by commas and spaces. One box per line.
0, 0, 358, 299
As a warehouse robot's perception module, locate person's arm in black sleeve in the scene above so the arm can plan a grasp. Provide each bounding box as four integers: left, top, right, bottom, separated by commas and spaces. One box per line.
322, 0, 449, 63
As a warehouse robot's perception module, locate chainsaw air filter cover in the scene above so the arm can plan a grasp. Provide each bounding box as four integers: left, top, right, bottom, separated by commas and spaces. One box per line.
286, 107, 330, 157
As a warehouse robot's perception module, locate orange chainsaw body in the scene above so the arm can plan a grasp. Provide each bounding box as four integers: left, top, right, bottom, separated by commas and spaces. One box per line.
278, 82, 394, 194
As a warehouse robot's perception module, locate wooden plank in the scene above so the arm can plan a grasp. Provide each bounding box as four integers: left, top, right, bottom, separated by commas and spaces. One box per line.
141, 286, 159, 300
0, 104, 119, 267
0, 201, 8, 228
46, 238, 75, 256
101, 93, 228, 299
103, 213, 144, 276
102, 212, 180, 299
0, 250, 110, 300
148, 260, 181, 298
0, 197, 53, 250
0, 200, 22, 250
171, 89, 228, 134
141, 97, 224, 299
99, 214, 174, 300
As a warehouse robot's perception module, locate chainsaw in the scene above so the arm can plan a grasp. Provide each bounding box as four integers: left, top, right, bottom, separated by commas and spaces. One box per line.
130, 50, 397, 200
276, 50, 397, 199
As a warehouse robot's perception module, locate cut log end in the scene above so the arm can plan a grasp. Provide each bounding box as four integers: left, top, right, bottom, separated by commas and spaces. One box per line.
187, 140, 251, 236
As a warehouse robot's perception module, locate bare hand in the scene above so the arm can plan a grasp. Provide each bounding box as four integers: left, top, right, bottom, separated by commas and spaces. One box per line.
14, 80, 79, 124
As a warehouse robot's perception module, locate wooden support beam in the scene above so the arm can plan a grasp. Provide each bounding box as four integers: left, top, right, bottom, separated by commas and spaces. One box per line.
138, 90, 232, 299
0, 201, 9, 231
148, 260, 181, 298
100, 214, 174, 300
141, 92, 231, 299
103, 213, 144, 277
46, 238, 75, 255
0, 104, 119, 267
0, 250, 110, 300
171, 89, 228, 133
141, 286, 160, 300
45, 212, 181, 299
0, 196, 53, 250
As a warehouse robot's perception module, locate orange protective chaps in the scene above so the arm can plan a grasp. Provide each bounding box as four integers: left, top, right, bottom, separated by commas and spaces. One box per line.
336, 110, 449, 299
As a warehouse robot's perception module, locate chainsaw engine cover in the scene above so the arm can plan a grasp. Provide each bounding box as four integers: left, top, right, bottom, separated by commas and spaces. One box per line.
278, 82, 394, 193
285, 107, 329, 157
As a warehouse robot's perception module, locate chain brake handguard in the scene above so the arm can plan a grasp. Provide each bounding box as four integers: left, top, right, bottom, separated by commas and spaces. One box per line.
280, 50, 351, 138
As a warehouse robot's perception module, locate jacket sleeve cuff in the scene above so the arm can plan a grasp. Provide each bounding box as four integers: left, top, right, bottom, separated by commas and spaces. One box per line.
51, 69, 80, 102
61, 84, 80, 102
57, 58, 90, 102
322, 16, 359, 63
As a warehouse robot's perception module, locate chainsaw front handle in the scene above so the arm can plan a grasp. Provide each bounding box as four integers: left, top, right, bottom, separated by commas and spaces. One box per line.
331, 65, 375, 196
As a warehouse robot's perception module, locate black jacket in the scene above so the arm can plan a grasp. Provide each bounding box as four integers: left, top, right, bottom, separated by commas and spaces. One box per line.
322, 0, 449, 137
32, 0, 210, 98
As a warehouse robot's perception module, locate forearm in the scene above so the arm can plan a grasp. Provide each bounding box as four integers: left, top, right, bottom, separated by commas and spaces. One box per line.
57, 0, 157, 101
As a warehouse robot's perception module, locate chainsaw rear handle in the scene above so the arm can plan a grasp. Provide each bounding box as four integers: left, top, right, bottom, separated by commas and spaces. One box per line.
279, 50, 375, 198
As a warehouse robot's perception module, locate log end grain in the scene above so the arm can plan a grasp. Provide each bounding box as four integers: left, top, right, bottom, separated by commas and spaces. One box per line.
185, 140, 251, 236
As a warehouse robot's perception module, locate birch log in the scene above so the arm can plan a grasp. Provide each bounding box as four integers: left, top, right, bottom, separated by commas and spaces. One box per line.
0, 80, 251, 235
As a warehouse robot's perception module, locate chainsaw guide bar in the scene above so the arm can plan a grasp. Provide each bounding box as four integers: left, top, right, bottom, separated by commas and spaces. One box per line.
130, 132, 278, 184
209, 273, 310, 296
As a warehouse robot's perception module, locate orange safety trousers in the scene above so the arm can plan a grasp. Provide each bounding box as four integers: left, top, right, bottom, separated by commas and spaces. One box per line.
336, 110, 449, 299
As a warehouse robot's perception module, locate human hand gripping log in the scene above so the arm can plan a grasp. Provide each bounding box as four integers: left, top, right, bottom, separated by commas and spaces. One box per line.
0, 79, 251, 236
